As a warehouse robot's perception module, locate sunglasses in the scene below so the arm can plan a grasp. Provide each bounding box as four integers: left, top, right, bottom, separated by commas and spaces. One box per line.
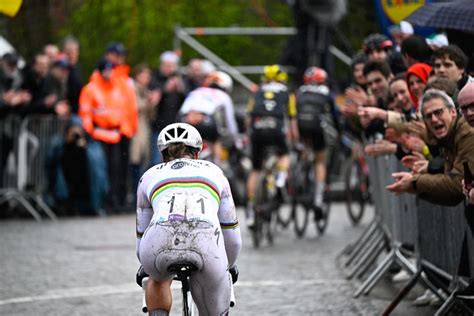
423, 107, 446, 120
460, 102, 474, 114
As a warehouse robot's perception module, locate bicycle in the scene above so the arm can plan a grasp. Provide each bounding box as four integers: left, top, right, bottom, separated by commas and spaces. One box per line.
141, 262, 235, 315
251, 147, 282, 248
287, 144, 331, 237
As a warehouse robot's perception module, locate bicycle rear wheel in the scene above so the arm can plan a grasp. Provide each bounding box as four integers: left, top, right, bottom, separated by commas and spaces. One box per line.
344, 159, 368, 225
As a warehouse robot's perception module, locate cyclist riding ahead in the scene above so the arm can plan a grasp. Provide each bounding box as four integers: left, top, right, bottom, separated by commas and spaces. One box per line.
178, 70, 239, 164
135, 123, 241, 316
296, 66, 341, 215
245, 64, 299, 226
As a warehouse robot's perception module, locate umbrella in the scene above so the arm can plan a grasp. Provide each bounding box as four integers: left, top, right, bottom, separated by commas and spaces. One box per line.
405, 0, 474, 33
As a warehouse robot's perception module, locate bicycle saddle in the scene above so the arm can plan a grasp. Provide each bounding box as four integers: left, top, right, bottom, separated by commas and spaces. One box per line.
168, 262, 198, 277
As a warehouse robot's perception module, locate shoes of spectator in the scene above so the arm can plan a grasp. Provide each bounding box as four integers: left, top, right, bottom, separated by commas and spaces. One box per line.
392, 269, 411, 283
429, 291, 443, 307
454, 281, 474, 300
412, 289, 435, 306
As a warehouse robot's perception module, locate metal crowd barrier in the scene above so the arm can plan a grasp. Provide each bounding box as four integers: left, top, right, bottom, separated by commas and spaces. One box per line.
0, 114, 66, 221
338, 137, 474, 315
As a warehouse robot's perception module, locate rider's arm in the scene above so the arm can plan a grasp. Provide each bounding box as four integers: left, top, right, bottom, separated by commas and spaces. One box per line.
136, 177, 153, 261
218, 176, 242, 268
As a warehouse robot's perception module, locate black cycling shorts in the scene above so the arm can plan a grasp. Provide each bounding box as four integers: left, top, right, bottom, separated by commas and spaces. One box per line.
298, 120, 326, 151
250, 128, 288, 170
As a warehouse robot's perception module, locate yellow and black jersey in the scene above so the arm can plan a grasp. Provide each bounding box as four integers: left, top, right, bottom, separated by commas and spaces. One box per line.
247, 82, 296, 119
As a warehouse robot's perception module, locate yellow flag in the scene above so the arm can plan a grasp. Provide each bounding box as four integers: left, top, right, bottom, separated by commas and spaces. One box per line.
0, 0, 23, 17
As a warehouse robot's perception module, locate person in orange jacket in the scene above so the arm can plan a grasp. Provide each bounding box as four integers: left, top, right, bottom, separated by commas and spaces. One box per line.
79, 58, 138, 213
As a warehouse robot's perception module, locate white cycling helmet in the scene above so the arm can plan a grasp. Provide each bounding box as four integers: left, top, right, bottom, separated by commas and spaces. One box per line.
157, 123, 203, 153
204, 71, 233, 93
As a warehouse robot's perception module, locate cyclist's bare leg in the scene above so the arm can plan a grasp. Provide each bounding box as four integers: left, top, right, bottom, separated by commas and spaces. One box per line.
276, 154, 290, 188
246, 170, 259, 223
314, 150, 327, 207
145, 278, 173, 315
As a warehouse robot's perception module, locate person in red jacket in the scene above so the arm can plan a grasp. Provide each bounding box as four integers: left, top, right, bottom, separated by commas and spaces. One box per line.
79, 58, 138, 213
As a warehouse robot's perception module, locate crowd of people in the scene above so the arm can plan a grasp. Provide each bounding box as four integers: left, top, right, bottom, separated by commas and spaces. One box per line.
341, 26, 474, 303
0, 35, 237, 216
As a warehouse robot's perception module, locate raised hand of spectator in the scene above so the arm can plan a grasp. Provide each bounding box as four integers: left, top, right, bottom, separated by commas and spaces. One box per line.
364, 139, 397, 157
386, 172, 414, 194
412, 160, 429, 174
55, 100, 71, 118
345, 86, 369, 108
385, 127, 403, 143
401, 134, 426, 153
358, 106, 387, 128
44, 94, 58, 108
165, 76, 184, 93
401, 152, 425, 169
408, 120, 427, 139
341, 99, 358, 117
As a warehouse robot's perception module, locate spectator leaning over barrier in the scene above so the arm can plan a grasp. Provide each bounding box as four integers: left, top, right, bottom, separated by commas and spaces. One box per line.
79, 58, 138, 213
432, 45, 473, 92
386, 89, 474, 206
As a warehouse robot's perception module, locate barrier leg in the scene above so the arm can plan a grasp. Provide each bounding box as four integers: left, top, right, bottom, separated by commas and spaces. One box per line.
353, 248, 395, 298
354, 240, 387, 280
339, 220, 379, 260
14, 192, 43, 222
347, 231, 385, 279
342, 221, 380, 267
33, 194, 57, 221
382, 269, 421, 316
345, 227, 384, 271
434, 293, 455, 316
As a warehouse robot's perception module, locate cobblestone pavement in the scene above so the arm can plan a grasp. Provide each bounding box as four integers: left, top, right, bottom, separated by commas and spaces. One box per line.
0, 203, 436, 315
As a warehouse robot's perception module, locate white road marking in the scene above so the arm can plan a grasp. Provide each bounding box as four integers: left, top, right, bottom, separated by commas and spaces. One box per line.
0, 279, 351, 306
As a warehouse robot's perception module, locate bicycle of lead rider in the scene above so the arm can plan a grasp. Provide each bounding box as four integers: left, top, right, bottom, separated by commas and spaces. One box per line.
141, 263, 235, 316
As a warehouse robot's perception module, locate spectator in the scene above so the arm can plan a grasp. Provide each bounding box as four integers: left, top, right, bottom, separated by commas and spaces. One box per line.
389, 20, 414, 52
149, 50, 185, 165
400, 35, 432, 68
46, 116, 108, 216
363, 33, 406, 74
0, 52, 30, 115
79, 58, 138, 213
386, 89, 474, 206
21, 54, 69, 116
129, 64, 158, 198
406, 63, 432, 109
43, 44, 60, 66
425, 33, 449, 51
432, 45, 472, 91
183, 58, 203, 94
62, 35, 83, 114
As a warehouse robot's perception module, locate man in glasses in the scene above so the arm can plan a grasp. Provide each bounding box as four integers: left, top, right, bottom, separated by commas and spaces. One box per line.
386, 89, 474, 206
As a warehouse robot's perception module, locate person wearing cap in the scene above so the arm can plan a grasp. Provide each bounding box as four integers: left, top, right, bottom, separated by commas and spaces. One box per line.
389, 20, 414, 52
149, 50, 185, 165
363, 33, 406, 74
79, 58, 138, 213
406, 63, 432, 109
426, 33, 449, 51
